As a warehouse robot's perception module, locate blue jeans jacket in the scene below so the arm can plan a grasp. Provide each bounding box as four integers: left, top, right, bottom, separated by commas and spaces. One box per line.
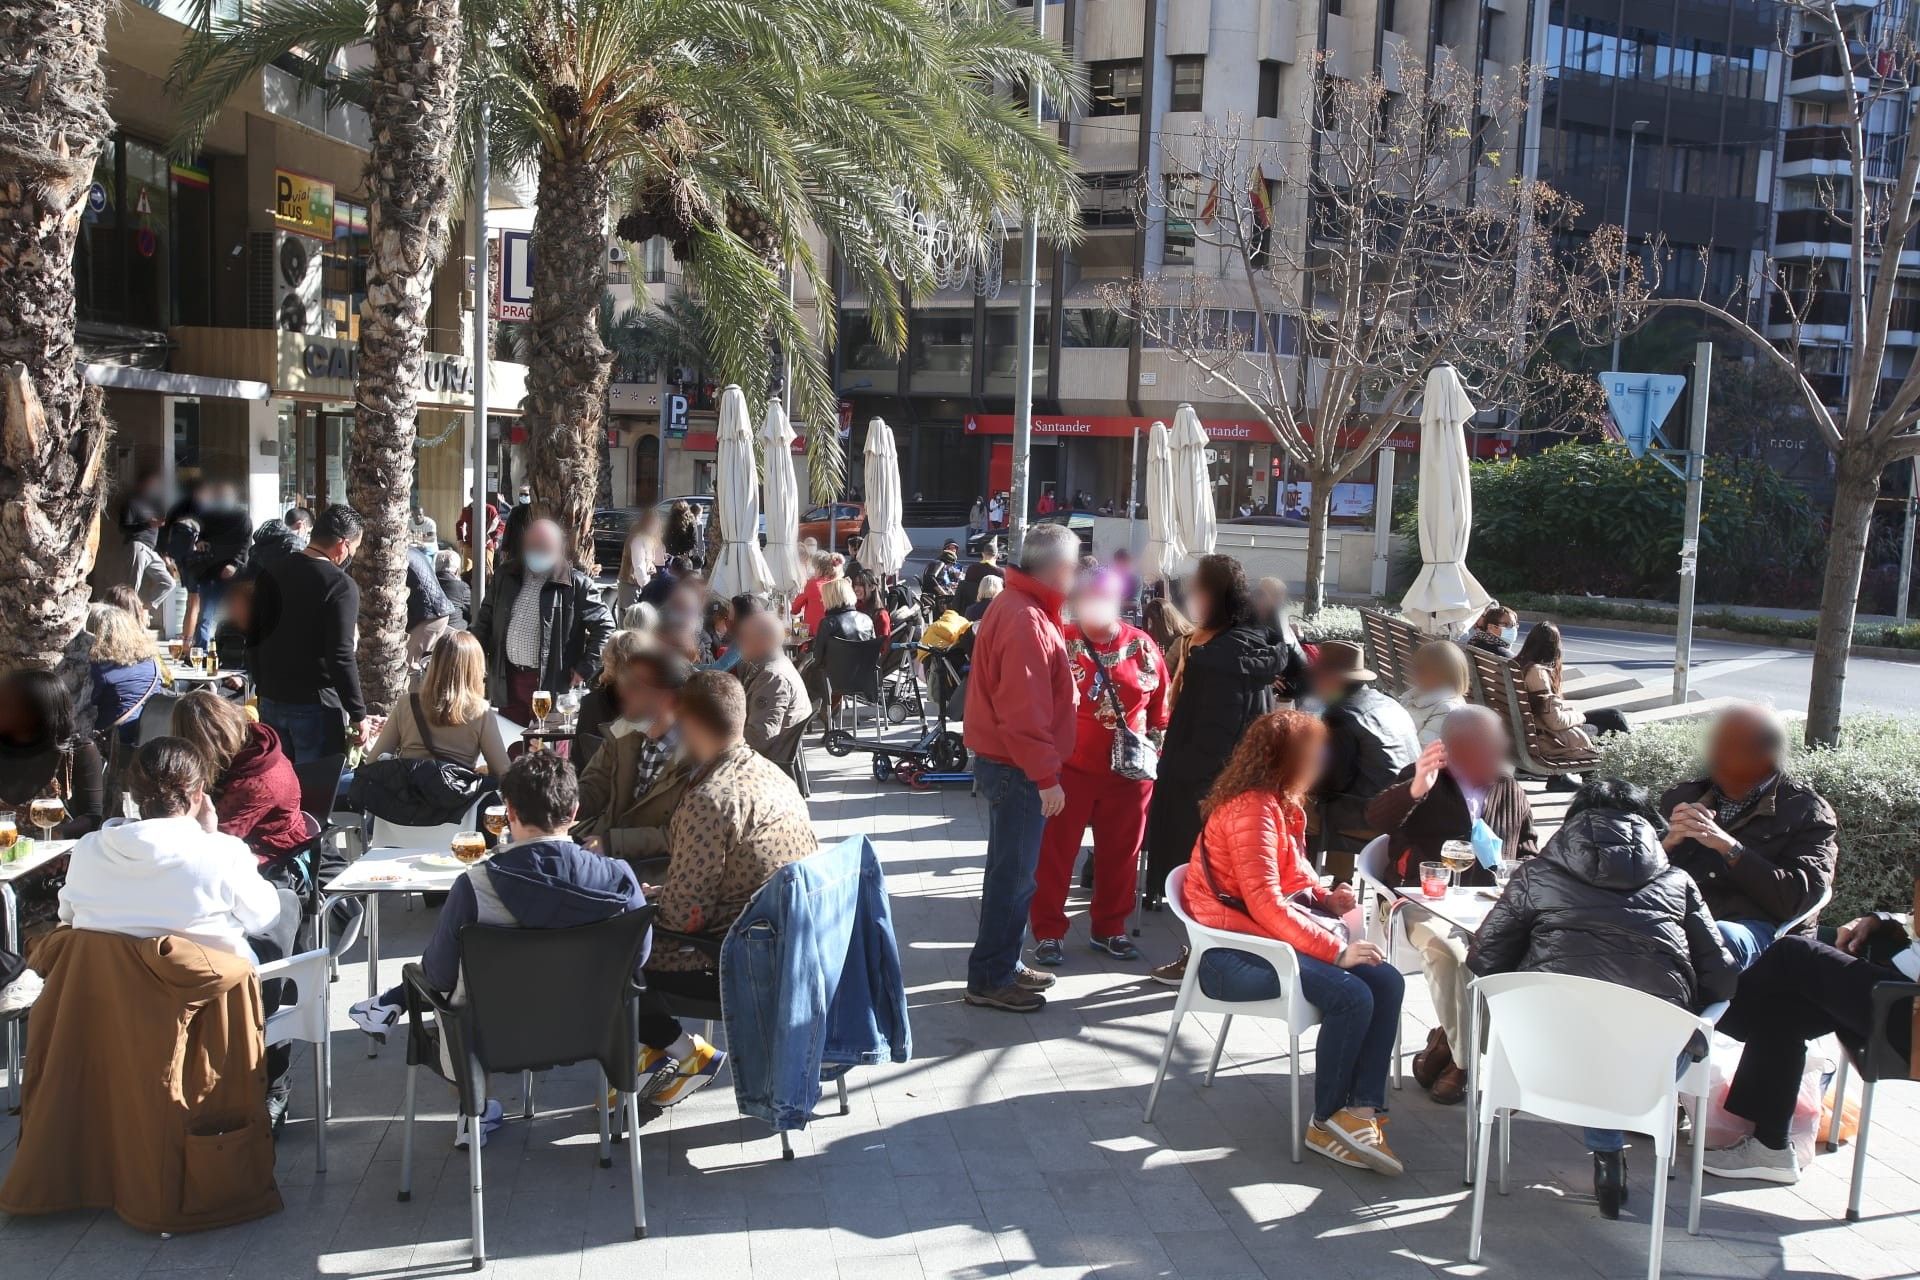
719, 835, 911, 1130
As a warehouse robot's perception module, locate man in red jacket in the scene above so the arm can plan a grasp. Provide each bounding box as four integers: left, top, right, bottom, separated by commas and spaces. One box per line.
963, 522, 1082, 1011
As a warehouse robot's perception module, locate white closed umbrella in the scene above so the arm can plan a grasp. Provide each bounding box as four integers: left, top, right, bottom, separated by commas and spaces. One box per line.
759, 398, 805, 595
706, 384, 771, 599
859, 416, 911, 578
1170, 403, 1217, 569
1400, 364, 1492, 635
1141, 421, 1184, 583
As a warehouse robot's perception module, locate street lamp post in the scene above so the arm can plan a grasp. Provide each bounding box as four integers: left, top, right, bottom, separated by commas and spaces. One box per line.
1609, 119, 1650, 371
1007, 0, 1044, 558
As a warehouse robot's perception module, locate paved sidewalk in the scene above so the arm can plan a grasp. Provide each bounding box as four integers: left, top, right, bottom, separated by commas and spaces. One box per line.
4, 739, 1917, 1278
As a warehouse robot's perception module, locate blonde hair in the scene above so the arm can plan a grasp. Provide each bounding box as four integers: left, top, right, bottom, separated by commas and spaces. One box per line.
172, 689, 253, 776
819, 576, 857, 612
1412, 640, 1472, 697
419, 631, 488, 727
89, 602, 158, 666
976, 575, 1005, 604
596, 628, 655, 688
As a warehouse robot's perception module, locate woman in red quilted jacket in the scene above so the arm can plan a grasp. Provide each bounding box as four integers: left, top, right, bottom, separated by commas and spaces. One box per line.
172, 690, 308, 868
1181, 709, 1406, 1175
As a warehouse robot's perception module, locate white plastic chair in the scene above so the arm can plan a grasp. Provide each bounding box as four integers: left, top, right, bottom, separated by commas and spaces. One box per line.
257, 946, 333, 1171
1352, 835, 1427, 1089
1144, 866, 1323, 1162
1466, 972, 1715, 1280
369, 798, 482, 854
1778, 881, 1833, 938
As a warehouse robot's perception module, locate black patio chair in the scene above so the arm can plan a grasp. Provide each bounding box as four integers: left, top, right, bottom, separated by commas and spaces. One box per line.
1824, 978, 1920, 1220
397, 906, 659, 1268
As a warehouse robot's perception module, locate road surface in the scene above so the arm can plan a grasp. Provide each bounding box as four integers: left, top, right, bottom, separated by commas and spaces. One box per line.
1557, 624, 1920, 718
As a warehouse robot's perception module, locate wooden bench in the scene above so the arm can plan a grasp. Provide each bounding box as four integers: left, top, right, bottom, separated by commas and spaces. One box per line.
1466, 649, 1602, 779
1360, 608, 1428, 698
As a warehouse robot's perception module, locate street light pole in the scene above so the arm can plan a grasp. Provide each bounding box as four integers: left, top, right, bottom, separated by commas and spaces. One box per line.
1609, 119, 1650, 371
469, 102, 491, 615
1899, 456, 1918, 625
1007, 0, 1044, 558
1673, 341, 1710, 704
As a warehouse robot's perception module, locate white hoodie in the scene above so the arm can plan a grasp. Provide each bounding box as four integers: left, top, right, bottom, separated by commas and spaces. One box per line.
58, 816, 283, 964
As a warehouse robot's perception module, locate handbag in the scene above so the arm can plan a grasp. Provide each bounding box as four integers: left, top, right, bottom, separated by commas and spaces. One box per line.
1091, 646, 1158, 782
345, 695, 486, 825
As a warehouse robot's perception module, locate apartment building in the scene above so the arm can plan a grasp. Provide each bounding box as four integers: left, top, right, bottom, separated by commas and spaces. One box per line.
833, 0, 1532, 516
85, 0, 531, 542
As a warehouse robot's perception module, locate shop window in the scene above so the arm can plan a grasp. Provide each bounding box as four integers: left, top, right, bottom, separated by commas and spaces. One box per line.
1169, 57, 1205, 113
325, 199, 370, 340
76, 134, 212, 333
1088, 60, 1144, 117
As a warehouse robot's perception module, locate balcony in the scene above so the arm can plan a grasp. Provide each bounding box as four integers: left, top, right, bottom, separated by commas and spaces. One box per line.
1774, 207, 1853, 259
1780, 125, 1852, 179
1786, 42, 1870, 100
1765, 289, 1851, 342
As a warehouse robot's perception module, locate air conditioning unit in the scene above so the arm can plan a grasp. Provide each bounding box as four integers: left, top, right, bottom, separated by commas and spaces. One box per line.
608, 242, 628, 264
247, 230, 326, 334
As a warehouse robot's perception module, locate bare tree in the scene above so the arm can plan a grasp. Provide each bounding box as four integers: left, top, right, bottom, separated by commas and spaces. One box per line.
1643, 4, 1920, 745
1105, 53, 1628, 609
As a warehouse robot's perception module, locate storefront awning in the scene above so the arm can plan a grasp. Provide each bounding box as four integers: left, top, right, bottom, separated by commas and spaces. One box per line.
84, 364, 271, 402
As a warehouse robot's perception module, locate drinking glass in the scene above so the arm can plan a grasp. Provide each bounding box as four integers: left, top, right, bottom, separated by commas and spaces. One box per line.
0, 811, 16, 862
1439, 839, 1475, 876
530, 689, 553, 726
1419, 860, 1452, 900
1492, 858, 1518, 889
30, 795, 65, 842
482, 804, 509, 838
450, 830, 488, 864
188, 646, 206, 670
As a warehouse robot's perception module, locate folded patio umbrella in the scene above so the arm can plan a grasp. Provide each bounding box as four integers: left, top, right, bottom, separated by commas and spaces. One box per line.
1170, 403, 1217, 571
1142, 421, 1186, 584
706, 385, 771, 599
1400, 364, 1492, 634
859, 417, 912, 578
758, 398, 805, 595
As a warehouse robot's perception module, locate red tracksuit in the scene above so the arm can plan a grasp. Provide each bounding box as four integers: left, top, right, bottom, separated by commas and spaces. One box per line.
1029, 622, 1170, 942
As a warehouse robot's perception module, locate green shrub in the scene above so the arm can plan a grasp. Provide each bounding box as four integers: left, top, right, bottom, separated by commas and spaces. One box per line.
1293, 604, 1365, 645
1598, 716, 1920, 921
1503, 591, 1920, 652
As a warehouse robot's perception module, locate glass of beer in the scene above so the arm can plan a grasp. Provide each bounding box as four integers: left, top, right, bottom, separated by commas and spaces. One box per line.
450, 830, 487, 864
1440, 839, 1476, 878
30, 795, 66, 842
482, 804, 509, 838
530, 689, 553, 726
0, 811, 16, 860
188, 645, 206, 670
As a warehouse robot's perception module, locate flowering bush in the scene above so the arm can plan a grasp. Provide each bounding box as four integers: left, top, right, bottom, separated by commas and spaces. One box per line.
1599, 715, 1920, 920
1293, 604, 1365, 645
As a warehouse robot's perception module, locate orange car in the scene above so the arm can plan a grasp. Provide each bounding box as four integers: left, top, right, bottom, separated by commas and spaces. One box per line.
796, 502, 865, 552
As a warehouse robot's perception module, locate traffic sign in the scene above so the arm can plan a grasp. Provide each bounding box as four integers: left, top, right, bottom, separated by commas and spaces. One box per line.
661, 392, 689, 438
1599, 372, 1687, 459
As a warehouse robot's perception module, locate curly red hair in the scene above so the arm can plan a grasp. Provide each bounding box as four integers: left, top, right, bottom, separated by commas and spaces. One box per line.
1200, 709, 1326, 817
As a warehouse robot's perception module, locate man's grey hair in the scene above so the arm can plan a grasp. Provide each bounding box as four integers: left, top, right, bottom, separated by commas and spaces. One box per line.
1019, 522, 1080, 573
1440, 703, 1504, 743
434, 549, 461, 576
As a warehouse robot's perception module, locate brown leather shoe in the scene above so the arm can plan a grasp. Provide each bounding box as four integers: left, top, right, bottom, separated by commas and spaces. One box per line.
1411, 1027, 1453, 1090
1430, 1063, 1469, 1106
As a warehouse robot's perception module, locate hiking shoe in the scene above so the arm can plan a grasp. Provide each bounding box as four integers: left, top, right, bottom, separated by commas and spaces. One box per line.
965, 983, 1046, 1013
650, 1037, 727, 1107
1322, 1108, 1404, 1175
1089, 934, 1141, 961
1150, 947, 1189, 987
349, 996, 403, 1043
454, 1099, 506, 1150
1032, 938, 1066, 967
1014, 963, 1057, 991
1704, 1135, 1800, 1185
1305, 1120, 1368, 1169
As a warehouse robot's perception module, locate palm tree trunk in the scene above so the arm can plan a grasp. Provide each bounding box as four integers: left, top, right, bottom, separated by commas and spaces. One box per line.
345, 0, 463, 712
523, 147, 612, 568
0, 0, 114, 672
1806, 445, 1886, 746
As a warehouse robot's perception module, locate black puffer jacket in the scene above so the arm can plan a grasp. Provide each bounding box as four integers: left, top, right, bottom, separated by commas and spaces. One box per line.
1468, 808, 1738, 1012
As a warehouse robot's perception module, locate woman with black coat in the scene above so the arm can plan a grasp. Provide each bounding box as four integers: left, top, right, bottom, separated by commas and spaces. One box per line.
1468, 778, 1737, 1219
1143, 555, 1282, 923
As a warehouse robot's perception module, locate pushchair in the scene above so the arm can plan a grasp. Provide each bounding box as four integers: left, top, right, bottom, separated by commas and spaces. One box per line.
823, 625, 971, 786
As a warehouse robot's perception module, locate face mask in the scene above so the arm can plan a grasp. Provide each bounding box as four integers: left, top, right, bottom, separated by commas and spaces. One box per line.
517, 492, 531, 506
523, 549, 558, 575
289, 530, 310, 551
1499, 625, 1519, 647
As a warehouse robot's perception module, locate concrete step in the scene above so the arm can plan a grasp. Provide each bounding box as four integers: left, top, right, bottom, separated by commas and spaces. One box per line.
1562, 672, 1644, 701
1622, 696, 1743, 728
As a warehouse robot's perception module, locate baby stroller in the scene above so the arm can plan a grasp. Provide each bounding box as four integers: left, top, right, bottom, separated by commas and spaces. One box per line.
823, 624, 971, 787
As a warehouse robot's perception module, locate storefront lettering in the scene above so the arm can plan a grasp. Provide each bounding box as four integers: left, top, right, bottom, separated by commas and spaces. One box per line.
300, 342, 474, 395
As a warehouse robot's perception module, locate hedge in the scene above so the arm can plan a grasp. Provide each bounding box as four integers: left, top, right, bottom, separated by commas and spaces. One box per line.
1599, 716, 1920, 921
1502, 591, 1920, 653
1293, 604, 1365, 646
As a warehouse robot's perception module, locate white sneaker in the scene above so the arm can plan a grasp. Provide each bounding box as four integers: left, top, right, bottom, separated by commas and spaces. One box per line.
0, 969, 42, 1015
1703, 1135, 1800, 1185
454, 1099, 506, 1150
349, 996, 402, 1043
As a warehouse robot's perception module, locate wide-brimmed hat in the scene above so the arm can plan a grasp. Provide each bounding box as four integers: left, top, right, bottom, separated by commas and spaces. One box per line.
1312, 640, 1377, 683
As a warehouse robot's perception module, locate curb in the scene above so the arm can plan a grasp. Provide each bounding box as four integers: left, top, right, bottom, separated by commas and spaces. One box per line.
1526, 612, 1920, 666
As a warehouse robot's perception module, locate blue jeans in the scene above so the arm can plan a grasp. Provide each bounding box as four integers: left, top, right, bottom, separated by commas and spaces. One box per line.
192, 578, 226, 648
967, 756, 1046, 992
258, 698, 343, 764
1198, 946, 1404, 1121
1719, 918, 1779, 971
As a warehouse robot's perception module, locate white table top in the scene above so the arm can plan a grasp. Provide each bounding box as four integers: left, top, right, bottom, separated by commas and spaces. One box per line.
165, 663, 229, 684
1391, 884, 1501, 935
324, 845, 487, 895
0, 839, 77, 884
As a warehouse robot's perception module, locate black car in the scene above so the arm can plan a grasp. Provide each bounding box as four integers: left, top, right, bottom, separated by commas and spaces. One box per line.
592, 507, 648, 570
965, 511, 1095, 558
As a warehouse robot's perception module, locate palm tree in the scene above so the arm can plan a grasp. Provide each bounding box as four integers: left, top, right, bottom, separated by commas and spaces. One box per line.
0, 0, 115, 671
483, 0, 1083, 561
172, 0, 468, 710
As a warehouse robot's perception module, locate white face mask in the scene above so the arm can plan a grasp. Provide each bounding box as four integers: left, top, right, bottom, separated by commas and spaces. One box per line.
1499, 625, 1519, 647
523, 549, 559, 575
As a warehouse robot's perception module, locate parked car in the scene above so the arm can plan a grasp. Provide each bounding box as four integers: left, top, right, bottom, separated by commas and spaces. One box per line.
797, 502, 864, 552
591, 506, 647, 570
966, 511, 1094, 558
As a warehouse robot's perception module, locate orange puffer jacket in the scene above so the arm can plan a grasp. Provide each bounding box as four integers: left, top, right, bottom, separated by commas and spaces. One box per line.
1181, 790, 1343, 965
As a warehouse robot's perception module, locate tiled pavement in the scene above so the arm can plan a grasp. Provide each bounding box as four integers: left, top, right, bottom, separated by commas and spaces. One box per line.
3, 736, 1917, 1279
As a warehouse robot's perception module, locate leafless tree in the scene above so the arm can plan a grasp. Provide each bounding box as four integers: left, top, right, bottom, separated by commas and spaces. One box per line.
1104, 52, 1631, 609
1644, 3, 1920, 745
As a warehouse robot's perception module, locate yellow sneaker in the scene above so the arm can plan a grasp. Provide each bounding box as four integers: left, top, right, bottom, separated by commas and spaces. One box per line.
1323, 1108, 1404, 1176
1305, 1120, 1368, 1169
649, 1036, 727, 1107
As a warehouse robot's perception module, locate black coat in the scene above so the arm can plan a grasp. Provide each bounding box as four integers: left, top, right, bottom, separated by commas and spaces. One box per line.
1658, 774, 1838, 931
1317, 686, 1420, 837
1144, 623, 1282, 890
473, 561, 614, 706
437, 573, 472, 629
241, 520, 303, 582
1469, 809, 1738, 1012
1268, 620, 1311, 701
404, 546, 451, 630
189, 508, 252, 582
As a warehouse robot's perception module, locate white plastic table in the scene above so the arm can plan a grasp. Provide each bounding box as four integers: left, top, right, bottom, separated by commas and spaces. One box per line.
164, 662, 229, 685
325, 846, 480, 1056
1, 839, 75, 1107
1391, 883, 1503, 1182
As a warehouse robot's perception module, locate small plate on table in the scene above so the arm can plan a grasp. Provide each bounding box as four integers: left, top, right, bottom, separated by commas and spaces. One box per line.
418, 852, 483, 870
